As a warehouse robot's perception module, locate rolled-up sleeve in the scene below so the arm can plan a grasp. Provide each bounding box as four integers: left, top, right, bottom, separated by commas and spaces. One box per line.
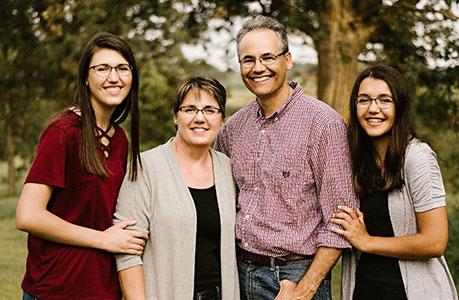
312, 119, 358, 249
114, 158, 153, 271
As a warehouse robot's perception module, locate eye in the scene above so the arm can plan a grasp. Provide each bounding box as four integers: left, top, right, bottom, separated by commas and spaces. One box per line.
261, 55, 276, 63
95, 65, 110, 72
241, 57, 255, 64
182, 106, 197, 113
380, 97, 393, 103
357, 96, 371, 104
117, 64, 131, 72
204, 107, 218, 114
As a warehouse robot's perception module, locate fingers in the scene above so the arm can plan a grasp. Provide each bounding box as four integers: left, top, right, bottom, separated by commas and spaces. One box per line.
115, 219, 137, 229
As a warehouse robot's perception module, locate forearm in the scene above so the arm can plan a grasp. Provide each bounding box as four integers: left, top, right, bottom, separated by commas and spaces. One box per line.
294, 247, 342, 298
119, 265, 147, 300
362, 233, 446, 259
17, 207, 107, 249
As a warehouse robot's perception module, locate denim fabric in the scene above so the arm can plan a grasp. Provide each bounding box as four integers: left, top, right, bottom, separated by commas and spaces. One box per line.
193, 286, 221, 300
238, 255, 331, 300
23, 292, 41, 300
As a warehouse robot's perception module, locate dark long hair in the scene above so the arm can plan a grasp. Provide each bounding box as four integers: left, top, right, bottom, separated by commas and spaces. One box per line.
347, 65, 416, 197
71, 32, 140, 180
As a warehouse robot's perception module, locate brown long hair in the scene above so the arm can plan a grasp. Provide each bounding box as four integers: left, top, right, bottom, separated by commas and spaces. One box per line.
69, 32, 140, 180
347, 65, 416, 197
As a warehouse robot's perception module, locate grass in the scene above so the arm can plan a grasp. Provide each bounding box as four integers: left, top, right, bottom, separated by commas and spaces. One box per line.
0, 194, 27, 300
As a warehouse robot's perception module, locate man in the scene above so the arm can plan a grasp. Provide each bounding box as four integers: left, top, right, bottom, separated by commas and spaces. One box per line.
214, 16, 358, 300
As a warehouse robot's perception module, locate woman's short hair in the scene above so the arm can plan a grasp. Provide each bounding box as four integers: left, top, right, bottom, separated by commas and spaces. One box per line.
174, 76, 227, 118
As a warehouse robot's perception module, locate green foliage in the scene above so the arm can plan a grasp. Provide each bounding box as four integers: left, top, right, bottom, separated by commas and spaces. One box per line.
445, 194, 459, 289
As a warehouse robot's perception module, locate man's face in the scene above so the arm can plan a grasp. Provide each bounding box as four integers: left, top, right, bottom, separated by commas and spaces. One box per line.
238, 29, 292, 101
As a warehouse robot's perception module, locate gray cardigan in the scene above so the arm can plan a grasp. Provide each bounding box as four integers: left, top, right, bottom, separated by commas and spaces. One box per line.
114, 139, 239, 300
341, 139, 458, 300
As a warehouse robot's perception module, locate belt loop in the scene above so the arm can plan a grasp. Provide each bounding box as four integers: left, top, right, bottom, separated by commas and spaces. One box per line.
270, 257, 276, 270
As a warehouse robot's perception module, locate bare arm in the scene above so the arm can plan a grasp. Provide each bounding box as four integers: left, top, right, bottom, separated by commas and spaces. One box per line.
119, 265, 147, 300
331, 205, 448, 259
16, 183, 148, 254
274, 247, 342, 300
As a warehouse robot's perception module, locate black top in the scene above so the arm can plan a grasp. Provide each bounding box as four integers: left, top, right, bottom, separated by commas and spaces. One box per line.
353, 190, 407, 300
189, 185, 221, 292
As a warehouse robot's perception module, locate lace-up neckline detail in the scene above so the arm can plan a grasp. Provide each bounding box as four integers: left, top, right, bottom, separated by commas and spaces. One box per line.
96, 123, 113, 158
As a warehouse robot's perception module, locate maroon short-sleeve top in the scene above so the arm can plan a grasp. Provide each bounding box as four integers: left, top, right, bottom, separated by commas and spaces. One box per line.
22, 111, 128, 300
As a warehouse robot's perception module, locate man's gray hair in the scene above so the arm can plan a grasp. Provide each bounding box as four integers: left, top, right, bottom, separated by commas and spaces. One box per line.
236, 15, 289, 57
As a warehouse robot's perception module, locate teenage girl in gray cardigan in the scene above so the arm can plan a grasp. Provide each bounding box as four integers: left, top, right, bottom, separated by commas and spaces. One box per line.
331, 65, 457, 300
114, 76, 239, 300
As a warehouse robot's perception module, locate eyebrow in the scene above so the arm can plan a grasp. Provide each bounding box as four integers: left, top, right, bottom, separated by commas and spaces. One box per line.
242, 52, 276, 58
358, 93, 393, 97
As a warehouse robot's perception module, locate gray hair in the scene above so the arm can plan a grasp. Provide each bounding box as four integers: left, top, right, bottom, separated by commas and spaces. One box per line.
236, 15, 289, 57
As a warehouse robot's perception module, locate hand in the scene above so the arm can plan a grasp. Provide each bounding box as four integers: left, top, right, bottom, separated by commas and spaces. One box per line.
101, 220, 149, 255
274, 280, 308, 300
331, 205, 371, 252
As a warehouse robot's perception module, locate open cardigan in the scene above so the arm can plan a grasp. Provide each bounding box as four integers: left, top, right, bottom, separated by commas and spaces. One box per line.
114, 139, 239, 300
341, 139, 457, 300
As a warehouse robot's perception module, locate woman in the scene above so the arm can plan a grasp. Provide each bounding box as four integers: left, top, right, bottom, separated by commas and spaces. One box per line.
16, 32, 148, 300
114, 76, 239, 300
331, 65, 457, 300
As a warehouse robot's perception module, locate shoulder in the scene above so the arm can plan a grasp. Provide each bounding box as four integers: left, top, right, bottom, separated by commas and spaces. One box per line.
405, 138, 437, 166
210, 148, 231, 165
222, 100, 258, 128
40, 112, 81, 143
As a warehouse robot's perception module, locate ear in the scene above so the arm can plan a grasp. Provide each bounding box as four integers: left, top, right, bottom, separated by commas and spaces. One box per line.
285, 52, 293, 71
85, 80, 89, 86
173, 115, 177, 125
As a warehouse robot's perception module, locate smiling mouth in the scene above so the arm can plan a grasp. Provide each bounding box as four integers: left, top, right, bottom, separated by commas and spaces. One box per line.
366, 118, 385, 123
251, 76, 272, 82
191, 128, 208, 132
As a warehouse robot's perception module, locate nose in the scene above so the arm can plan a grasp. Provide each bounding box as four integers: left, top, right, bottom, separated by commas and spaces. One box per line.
368, 99, 381, 113
107, 68, 120, 82
194, 110, 206, 122
252, 58, 266, 73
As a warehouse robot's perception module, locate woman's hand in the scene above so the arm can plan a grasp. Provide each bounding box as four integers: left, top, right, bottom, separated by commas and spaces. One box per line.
331, 205, 372, 252
101, 220, 149, 255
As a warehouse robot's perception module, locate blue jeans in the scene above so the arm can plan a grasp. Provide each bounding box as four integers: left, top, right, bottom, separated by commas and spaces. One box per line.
193, 286, 221, 300
23, 292, 41, 300
238, 255, 332, 300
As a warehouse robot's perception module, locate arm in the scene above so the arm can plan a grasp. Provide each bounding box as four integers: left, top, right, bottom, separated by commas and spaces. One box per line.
16, 183, 148, 254
275, 247, 342, 300
119, 265, 147, 300
331, 205, 448, 259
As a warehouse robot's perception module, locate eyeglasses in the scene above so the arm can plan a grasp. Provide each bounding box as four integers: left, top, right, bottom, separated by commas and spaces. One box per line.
239, 50, 288, 69
89, 64, 132, 77
356, 95, 394, 109
178, 105, 222, 117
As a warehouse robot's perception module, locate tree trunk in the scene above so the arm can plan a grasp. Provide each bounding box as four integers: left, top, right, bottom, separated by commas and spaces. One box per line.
5, 101, 16, 195
314, 0, 374, 120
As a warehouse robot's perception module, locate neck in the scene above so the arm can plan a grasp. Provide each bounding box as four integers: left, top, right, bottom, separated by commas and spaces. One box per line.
171, 137, 210, 163
258, 82, 293, 117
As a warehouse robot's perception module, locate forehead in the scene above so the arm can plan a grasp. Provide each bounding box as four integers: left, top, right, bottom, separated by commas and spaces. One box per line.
90, 48, 128, 65
239, 29, 282, 57
181, 89, 218, 106
358, 77, 392, 96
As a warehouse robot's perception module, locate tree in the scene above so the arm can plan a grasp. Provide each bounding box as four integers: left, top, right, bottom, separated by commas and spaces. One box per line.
191, 0, 458, 120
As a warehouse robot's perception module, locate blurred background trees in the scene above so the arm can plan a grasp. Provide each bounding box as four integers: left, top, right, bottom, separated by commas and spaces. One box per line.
1, 0, 458, 291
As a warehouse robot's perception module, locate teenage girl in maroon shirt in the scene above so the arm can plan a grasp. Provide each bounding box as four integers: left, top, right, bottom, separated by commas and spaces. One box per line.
16, 32, 148, 300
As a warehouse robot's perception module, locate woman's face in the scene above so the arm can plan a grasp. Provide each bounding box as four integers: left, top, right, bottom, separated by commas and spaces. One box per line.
174, 89, 224, 149
86, 48, 132, 117
356, 77, 396, 141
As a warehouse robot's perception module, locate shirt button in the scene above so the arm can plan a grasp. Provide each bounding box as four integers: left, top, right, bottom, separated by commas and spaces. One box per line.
245, 214, 250, 219
260, 129, 265, 134
256, 157, 260, 162
244, 242, 249, 247
254, 187, 258, 191
274, 117, 278, 121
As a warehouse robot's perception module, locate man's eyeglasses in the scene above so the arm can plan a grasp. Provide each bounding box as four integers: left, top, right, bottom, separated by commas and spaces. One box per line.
178, 105, 222, 117
239, 50, 288, 69
356, 95, 394, 109
89, 64, 132, 77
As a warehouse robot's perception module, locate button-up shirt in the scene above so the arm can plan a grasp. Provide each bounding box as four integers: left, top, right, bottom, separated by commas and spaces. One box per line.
214, 82, 358, 257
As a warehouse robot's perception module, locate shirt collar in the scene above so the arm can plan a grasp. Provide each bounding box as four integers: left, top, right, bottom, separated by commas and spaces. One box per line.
256, 81, 302, 120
